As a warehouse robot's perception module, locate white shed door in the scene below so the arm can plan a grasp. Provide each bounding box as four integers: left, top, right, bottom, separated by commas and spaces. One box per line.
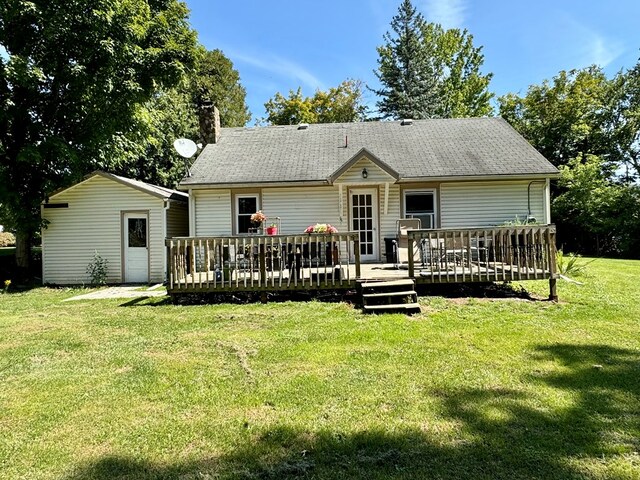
123, 213, 149, 283
350, 189, 379, 262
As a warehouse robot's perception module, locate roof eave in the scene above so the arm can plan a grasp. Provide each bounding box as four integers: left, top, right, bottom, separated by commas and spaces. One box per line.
397, 172, 560, 183
178, 179, 332, 191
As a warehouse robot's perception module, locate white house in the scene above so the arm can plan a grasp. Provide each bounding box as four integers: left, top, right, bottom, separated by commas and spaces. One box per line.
41, 171, 188, 285
179, 114, 559, 263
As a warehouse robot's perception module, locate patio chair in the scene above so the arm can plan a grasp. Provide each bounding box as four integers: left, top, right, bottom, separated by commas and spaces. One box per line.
393, 218, 421, 269
419, 236, 445, 268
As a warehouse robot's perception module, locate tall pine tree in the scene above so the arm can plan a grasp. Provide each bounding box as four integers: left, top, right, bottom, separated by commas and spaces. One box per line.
374, 0, 493, 119
374, 0, 441, 119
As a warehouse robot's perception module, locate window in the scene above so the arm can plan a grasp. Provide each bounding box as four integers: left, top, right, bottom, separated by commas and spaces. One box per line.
236, 194, 259, 234
404, 190, 436, 229
127, 218, 147, 247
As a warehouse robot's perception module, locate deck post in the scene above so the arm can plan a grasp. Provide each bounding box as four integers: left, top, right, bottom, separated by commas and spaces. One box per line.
549, 277, 558, 301
548, 227, 558, 301
408, 235, 415, 278
259, 242, 266, 287
168, 240, 174, 290
354, 238, 361, 278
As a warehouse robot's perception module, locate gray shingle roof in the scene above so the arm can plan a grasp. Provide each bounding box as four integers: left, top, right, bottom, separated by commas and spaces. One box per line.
181, 117, 558, 187
48, 171, 188, 202
109, 172, 188, 201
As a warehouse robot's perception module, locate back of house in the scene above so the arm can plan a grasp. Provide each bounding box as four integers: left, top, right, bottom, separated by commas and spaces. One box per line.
180, 114, 558, 263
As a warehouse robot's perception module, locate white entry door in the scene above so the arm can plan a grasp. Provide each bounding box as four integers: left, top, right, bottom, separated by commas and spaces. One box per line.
350, 188, 379, 262
123, 213, 149, 283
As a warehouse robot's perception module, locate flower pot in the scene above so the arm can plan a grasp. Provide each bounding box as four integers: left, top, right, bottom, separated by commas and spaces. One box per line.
265, 226, 278, 236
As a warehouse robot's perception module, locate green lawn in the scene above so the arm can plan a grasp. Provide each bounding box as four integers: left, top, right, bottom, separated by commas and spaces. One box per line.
1, 259, 639, 479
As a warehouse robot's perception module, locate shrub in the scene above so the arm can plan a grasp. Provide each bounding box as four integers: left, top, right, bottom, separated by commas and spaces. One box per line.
86, 251, 108, 285
0, 232, 16, 247
557, 250, 595, 277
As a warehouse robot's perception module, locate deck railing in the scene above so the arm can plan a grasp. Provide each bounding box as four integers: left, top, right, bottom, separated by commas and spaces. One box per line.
166, 225, 558, 299
166, 233, 360, 292
406, 224, 557, 284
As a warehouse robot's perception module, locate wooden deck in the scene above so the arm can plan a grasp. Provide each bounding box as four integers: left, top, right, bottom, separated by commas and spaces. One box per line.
166, 225, 558, 298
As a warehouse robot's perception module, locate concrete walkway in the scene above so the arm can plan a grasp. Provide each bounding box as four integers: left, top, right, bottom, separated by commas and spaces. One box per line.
64, 284, 167, 301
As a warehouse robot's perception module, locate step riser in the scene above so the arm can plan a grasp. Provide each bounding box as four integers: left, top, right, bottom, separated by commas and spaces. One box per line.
358, 279, 420, 313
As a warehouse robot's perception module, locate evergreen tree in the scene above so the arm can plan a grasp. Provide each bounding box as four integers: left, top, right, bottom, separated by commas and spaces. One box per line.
373, 0, 493, 119
373, 0, 441, 119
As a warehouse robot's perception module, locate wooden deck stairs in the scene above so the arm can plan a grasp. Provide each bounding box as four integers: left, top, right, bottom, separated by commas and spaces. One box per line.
360, 279, 421, 314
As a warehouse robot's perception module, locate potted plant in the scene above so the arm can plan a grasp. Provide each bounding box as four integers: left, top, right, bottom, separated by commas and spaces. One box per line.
304, 223, 338, 234
265, 223, 278, 235
250, 210, 267, 234
250, 210, 266, 225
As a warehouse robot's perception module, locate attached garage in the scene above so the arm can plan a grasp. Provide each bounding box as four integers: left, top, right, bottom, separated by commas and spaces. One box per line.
41, 171, 188, 285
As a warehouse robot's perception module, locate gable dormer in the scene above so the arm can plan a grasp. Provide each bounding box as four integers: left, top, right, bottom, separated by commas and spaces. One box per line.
329, 148, 399, 185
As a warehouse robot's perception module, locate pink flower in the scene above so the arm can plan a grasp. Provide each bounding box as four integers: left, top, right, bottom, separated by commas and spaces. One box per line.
304, 223, 338, 234
250, 211, 267, 224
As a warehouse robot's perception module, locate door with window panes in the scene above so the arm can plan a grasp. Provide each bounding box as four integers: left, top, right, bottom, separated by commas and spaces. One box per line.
350, 189, 378, 262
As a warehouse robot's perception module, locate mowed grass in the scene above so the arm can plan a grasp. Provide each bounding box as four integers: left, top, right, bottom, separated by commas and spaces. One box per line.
0, 259, 639, 479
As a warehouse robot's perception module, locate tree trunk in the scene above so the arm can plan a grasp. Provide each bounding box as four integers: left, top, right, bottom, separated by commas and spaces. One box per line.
15, 230, 32, 278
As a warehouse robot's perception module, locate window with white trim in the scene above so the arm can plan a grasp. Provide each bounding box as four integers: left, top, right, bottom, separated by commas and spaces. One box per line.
404, 190, 436, 229
235, 194, 259, 234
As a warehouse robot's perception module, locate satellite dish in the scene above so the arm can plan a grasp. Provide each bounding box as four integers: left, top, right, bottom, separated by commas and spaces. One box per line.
173, 138, 198, 158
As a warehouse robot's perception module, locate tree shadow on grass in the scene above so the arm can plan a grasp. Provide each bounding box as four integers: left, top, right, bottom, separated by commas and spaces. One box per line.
118, 297, 173, 307
63, 344, 639, 480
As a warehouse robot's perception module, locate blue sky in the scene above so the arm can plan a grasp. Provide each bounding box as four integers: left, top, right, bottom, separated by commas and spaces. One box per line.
186, 0, 640, 124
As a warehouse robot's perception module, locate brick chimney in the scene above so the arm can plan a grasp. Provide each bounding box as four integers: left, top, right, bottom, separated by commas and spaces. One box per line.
199, 101, 221, 144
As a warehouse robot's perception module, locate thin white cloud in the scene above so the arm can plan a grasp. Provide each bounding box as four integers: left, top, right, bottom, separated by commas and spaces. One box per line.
559, 15, 624, 69
587, 33, 624, 68
230, 50, 325, 92
420, 0, 467, 29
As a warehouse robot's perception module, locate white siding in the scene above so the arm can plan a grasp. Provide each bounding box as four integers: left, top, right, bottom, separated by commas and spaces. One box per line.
337, 157, 396, 184
263, 186, 342, 232
193, 189, 232, 236
42, 176, 165, 285
166, 202, 189, 238
440, 180, 546, 228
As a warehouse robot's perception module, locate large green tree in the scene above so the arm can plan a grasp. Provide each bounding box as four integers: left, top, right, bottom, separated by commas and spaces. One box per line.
0, 0, 198, 272
500, 65, 640, 257
373, 0, 441, 119
105, 48, 251, 190
373, 0, 493, 119
105, 85, 199, 189
498, 66, 616, 169
192, 48, 251, 127
607, 61, 640, 180
264, 79, 367, 125
553, 155, 640, 257
423, 23, 493, 118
